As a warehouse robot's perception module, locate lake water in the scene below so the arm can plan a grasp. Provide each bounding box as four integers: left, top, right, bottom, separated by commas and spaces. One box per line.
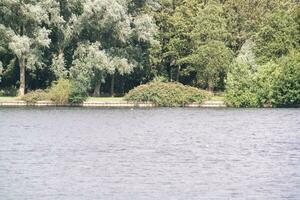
0, 108, 299, 200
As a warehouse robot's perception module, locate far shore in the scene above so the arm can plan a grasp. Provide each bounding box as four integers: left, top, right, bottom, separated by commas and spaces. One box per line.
0, 96, 227, 108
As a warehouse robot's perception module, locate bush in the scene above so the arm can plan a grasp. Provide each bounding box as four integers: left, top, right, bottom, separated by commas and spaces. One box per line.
225, 63, 261, 107
68, 81, 88, 104
0, 86, 18, 96
125, 82, 211, 106
21, 89, 48, 103
21, 79, 88, 104
225, 51, 300, 107
271, 52, 300, 107
47, 79, 71, 104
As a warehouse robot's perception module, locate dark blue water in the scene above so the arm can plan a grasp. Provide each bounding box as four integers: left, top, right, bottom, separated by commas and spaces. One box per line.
0, 108, 300, 200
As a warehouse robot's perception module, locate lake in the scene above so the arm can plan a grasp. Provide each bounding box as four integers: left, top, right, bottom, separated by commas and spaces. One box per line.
0, 108, 299, 199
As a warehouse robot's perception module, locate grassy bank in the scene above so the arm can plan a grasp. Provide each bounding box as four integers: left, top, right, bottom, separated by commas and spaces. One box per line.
86, 97, 124, 102
0, 95, 223, 103
0, 96, 124, 102
0, 96, 18, 101
210, 95, 224, 101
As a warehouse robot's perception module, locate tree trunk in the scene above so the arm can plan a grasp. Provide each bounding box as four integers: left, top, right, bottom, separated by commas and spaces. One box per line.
176, 65, 181, 82
18, 58, 25, 96
110, 74, 115, 97
121, 77, 125, 96
207, 85, 214, 93
93, 80, 101, 97
207, 79, 214, 93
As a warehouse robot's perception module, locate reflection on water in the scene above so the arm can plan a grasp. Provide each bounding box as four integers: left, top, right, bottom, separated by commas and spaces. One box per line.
0, 108, 300, 199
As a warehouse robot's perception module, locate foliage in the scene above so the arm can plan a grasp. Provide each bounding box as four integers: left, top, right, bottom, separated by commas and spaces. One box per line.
271, 52, 300, 107
180, 40, 233, 91
0, 0, 59, 95
69, 42, 111, 90
125, 82, 211, 106
68, 81, 88, 104
0, 0, 299, 106
152, 76, 168, 83
21, 79, 87, 104
0, 86, 17, 97
225, 62, 260, 108
47, 79, 71, 104
21, 90, 48, 103
225, 51, 300, 107
254, 10, 300, 63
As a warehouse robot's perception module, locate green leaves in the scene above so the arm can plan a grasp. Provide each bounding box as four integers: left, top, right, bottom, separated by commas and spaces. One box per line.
125, 82, 211, 106
133, 14, 157, 42
254, 10, 299, 63
225, 51, 300, 107
191, 1, 228, 44
8, 35, 31, 59
69, 41, 135, 93
35, 27, 51, 47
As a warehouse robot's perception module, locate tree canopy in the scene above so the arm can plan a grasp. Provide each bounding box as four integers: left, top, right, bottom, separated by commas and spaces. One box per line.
0, 0, 299, 107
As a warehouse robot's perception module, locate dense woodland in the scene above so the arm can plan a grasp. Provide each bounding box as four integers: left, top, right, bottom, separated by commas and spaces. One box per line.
0, 0, 299, 106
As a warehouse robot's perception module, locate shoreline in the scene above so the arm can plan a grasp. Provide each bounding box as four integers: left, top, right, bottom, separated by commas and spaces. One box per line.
0, 100, 227, 108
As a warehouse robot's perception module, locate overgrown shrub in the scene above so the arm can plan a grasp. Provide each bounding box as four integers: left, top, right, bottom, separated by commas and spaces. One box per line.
68, 81, 88, 104
47, 79, 71, 104
21, 79, 87, 104
271, 52, 300, 107
21, 89, 48, 103
125, 82, 211, 106
225, 51, 300, 107
225, 62, 261, 107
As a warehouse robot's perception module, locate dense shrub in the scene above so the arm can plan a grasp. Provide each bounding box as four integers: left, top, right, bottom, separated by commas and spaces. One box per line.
271, 52, 300, 106
47, 79, 71, 104
225, 63, 260, 107
68, 81, 88, 104
125, 82, 211, 106
21, 89, 48, 103
225, 51, 300, 107
21, 79, 87, 104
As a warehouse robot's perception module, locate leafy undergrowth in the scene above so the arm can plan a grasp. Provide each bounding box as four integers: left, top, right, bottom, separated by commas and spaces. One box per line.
125, 82, 211, 106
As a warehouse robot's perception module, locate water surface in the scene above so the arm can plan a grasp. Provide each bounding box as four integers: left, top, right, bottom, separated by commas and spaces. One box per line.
0, 108, 300, 199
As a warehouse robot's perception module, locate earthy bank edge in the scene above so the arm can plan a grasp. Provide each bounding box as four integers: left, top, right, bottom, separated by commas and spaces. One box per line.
0, 100, 226, 108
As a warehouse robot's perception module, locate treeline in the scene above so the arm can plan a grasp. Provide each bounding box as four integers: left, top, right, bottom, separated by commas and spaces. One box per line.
0, 0, 299, 106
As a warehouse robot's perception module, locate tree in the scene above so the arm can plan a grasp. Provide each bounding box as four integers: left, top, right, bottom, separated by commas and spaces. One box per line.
225, 39, 260, 107
181, 41, 233, 91
271, 51, 300, 106
152, 0, 232, 89
69, 42, 134, 97
0, 0, 61, 95
70, 42, 111, 96
69, 0, 156, 96
254, 10, 299, 63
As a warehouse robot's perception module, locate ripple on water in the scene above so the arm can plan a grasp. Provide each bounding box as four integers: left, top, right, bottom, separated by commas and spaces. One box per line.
0, 108, 300, 200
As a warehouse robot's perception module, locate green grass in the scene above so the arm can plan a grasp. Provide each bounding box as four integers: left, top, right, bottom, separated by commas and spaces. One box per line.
210, 95, 225, 101
0, 96, 19, 101
1, 95, 223, 102
86, 97, 124, 102
0, 96, 124, 102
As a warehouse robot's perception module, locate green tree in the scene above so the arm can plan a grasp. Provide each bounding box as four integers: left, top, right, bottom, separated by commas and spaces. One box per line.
181, 41, 233, 91
271, 51, 300, 106
0, 0, 61, 95
225, 39, 260, 107
254, 10, 299, 63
